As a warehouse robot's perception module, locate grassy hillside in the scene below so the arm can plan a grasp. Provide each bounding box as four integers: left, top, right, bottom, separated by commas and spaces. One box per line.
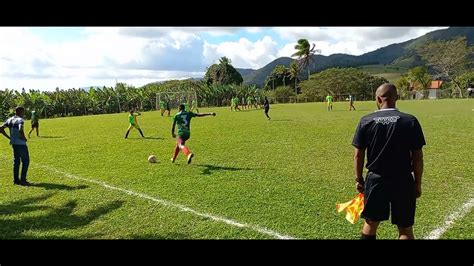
242, 27, 474, 86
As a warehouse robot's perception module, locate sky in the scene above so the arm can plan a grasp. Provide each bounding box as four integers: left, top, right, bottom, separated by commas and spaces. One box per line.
0, 27, 448, 91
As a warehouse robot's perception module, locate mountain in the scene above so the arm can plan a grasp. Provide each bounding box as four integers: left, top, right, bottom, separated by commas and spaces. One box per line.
242, 27, 474, 86
239, 57, 294, 87
235, 68, 256, 76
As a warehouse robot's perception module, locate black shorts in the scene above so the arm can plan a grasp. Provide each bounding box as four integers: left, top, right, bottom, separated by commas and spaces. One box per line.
31, 121, 39, 128
362, 172, 416, 227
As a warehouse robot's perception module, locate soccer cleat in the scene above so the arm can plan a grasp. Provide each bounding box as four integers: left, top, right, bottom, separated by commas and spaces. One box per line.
171, 158, 176, 163
187, 153, 194, 164
20, 180, 33, 186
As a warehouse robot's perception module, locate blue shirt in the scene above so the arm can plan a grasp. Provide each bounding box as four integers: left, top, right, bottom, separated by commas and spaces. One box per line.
2, 116, 27, 146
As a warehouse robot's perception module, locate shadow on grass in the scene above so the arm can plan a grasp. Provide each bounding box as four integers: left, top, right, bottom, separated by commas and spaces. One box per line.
235, 109, 261, 112
31, 182, 89, 191
0, 193, 55, 215
196, 164, 254, 175
144, 136, 164, 140
128, 232, 189, 239
270, 119, 293, 122
38, 136, 65, 139
126, 136, 163, 140
0, 194, 124, 239
34, 232, 107, 239
330, 109, 370, 112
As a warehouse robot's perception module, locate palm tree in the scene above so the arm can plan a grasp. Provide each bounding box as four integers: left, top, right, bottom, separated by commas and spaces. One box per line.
288, 61, 300, 93
0, 89, 16, 107
218, 57, 232, 85
292, 39, 320, 80
219, 56, 231, 66
274, 65, 289, 87
0, 89, 16, 120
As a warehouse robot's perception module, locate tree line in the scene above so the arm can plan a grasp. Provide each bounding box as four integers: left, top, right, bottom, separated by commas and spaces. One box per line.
1, 36, 472, 120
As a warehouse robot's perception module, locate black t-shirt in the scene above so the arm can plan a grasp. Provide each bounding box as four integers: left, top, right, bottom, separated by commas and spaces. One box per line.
352, 108, 426, 176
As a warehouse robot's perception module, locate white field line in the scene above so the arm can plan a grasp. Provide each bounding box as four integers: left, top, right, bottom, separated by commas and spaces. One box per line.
424, 197, 474, 239
4, 157, 295, 239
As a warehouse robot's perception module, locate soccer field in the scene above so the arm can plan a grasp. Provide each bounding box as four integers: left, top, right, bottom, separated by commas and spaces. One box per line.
0, 99, 472, 239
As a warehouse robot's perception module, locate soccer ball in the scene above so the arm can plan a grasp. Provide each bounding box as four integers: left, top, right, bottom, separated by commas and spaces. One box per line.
148, 155, 157, 163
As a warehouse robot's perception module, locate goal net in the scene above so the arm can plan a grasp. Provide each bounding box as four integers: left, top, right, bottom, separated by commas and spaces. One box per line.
156, 91, 198, 111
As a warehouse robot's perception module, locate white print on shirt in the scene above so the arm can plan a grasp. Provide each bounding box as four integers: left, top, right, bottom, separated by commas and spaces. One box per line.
373, 116, 400, 125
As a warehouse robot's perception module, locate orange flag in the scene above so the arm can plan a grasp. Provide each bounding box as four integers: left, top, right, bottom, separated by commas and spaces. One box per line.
336, 193, 365, 224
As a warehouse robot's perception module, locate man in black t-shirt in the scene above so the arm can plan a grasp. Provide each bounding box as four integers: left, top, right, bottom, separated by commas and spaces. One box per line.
263, 96, 271, 120
352, 83, 426, 240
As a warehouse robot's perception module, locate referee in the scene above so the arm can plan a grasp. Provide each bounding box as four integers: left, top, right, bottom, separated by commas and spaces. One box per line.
352, 83, 426, 240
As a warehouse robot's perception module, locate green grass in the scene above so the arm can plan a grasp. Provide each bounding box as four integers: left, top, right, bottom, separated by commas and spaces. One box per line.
0, 99, 473, 239
356, 64, 407, 83
440, 208, 474, 239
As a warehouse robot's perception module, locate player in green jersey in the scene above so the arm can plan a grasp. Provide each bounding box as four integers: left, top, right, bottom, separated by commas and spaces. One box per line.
246, 96, 253, 110
125, 109, 145, 138
171, 104, 215, 164
190, 99, 199, 113
160, 100, 166, 117
326, 94, 333, 111
28, 110, 39, 138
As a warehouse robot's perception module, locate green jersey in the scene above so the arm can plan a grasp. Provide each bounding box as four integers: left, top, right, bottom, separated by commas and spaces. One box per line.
129, 113, 140, 125
174, 111, 197, 137
31, 112, 38, 122
247, 96, 252, 104
326, 95, 333, 102
160, 101, 165, 109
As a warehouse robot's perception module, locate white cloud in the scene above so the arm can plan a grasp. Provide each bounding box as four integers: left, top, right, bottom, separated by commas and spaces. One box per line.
273, 27, 448, 55
273, 27, 334, 42
0, 27, 451, 91
246, 27, 262, 34
203, 36, 279, 69
0, 27, 208, 90
56, 31, 144, 68
123, 36, 207, 72
277, 40, 363, 57
276, 43, 296, 58
118, 27, 239, 38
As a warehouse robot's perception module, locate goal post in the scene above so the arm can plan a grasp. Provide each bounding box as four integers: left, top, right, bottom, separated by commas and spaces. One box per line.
156, 91, 198, 112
